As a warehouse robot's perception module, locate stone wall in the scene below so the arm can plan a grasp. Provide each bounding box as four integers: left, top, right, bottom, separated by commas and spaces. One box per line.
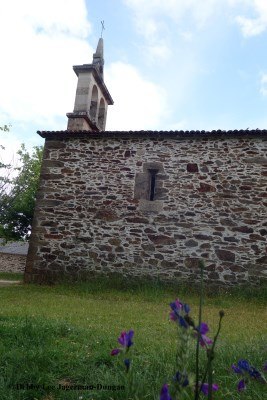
0, 253, 26, 273
25, 132, 267, 285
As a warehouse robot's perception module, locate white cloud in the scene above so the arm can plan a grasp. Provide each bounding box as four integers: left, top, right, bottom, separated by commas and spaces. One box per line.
123, 1, 196, 60
259, 73, 267, 96
234, 0, 267, 37
0, 130, 21, 170
125, 0, 267, 45
105, 62, 168, 130
180, 31, 194, 42
235, 15, 266, 36
0, 0, 92, 128
6, 0, 91, 38
124, 0, 220, 27
123, 0, 228, 63
142, 43, 171, 62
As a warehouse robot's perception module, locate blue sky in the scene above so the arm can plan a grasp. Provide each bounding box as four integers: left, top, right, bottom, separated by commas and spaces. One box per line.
1, 0, 267, 160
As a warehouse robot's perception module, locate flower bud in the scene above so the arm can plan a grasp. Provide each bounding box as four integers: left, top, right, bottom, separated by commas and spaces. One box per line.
124, 358, 131, 373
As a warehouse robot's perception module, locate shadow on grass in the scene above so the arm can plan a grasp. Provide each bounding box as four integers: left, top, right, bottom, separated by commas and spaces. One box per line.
42, 274, 267, 305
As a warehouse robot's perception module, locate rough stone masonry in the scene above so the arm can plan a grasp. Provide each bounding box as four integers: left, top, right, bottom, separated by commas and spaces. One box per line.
24, 130, 267, 286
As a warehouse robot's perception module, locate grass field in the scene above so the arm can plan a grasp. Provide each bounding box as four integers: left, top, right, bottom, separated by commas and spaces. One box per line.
0, 272, 24, 281
0, 275, 266, 399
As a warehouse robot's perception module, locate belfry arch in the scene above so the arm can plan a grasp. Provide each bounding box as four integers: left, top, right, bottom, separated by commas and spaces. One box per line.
90, 85, 99, 121
98, 98, 105, 130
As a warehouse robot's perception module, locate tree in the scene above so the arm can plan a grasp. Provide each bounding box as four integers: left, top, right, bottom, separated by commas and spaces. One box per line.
0, 129, 43, 241
0, 124, 13, 196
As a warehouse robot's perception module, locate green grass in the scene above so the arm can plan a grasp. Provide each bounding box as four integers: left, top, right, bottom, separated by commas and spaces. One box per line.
0, 278, 266, 399
0, 272, 23, 281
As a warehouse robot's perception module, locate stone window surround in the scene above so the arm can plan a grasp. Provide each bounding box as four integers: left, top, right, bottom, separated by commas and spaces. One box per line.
134, 161, 165, 212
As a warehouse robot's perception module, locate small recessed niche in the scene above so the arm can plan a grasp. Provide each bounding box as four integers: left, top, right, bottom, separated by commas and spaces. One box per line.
134, 162, 166, 205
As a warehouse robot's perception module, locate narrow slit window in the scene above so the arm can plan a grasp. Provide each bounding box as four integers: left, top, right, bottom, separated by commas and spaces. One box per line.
148, 169, 158, 201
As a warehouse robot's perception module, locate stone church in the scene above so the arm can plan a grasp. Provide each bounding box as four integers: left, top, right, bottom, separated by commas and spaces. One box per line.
24, 38, 267, 286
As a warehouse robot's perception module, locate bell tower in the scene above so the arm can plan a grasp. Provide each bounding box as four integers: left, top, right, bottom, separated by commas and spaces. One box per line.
67, 38, 113, 131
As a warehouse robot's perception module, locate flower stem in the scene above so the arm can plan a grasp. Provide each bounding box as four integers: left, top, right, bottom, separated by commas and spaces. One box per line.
207, 351, 213, 400
200, 311, 224, 397
195, 260, 205, 400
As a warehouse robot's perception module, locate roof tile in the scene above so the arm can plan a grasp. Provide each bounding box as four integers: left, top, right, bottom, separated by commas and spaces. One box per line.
37, 129, 267, 139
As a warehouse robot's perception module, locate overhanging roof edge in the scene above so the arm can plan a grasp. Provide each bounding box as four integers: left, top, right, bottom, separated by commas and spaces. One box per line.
37, 129, 267, 139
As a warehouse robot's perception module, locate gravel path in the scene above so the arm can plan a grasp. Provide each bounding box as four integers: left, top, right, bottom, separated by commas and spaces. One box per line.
0, 280, 22, 286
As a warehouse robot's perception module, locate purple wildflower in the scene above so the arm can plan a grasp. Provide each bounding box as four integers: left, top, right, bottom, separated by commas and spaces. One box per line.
173, 371, 189, 387
237, 359, 250, 372
249, 366, 262, 380
111, 329, 134, 356
183, 303, 190, 314
118, 330, 134, 349
111, 348, 121, 356
232, 364, 242, 374
196, 322, 213, 347
124, 358, 131, 372
200, 383, 219, 396
160, 384, 172, 400
234, 359, 261, 379
169, 298, 191, 328
232, 359, 263, 391
263, 362, 267, 372
237, 379, 246, 392
170, 299, 183, 312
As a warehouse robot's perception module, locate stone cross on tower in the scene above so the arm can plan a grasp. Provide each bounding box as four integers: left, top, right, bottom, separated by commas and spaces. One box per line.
66, 36, 113, 131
